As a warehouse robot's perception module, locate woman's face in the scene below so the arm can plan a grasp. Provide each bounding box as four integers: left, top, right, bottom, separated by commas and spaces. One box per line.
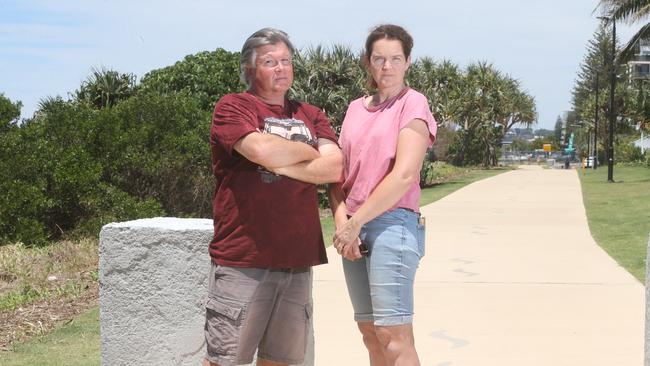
368, 38, 410, 90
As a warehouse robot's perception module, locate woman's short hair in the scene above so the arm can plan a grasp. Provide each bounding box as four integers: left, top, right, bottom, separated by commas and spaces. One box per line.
363, 24, 414, 89
239, 28, 295, 87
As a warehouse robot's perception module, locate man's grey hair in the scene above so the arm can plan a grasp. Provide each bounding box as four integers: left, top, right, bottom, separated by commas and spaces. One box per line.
240, 27, 295, 87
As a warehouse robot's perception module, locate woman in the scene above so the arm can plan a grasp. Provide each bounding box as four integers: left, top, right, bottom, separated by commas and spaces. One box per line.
329, 24, 437, 366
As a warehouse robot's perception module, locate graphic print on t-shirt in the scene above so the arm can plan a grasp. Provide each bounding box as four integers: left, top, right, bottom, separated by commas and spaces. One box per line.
258, 117, 315, 183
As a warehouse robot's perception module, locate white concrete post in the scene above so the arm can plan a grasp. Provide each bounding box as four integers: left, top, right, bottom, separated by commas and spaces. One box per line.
99, 217, 314, 366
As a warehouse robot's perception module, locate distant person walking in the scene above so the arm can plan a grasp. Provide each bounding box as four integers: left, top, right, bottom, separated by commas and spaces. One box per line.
205, 27, 342, 366
328, 24, 437, 366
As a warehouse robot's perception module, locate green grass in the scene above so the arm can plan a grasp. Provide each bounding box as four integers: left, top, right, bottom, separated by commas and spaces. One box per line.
0, 307, 100, 366
578, 165, 650, 282
321, 167, 508, 247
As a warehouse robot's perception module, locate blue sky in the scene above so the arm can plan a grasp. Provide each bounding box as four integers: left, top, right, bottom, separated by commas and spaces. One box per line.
0, 0, 642, 129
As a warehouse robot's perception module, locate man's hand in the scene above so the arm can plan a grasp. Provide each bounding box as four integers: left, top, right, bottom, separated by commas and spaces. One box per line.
266, 138, 343, 184
233, 131, 319, 169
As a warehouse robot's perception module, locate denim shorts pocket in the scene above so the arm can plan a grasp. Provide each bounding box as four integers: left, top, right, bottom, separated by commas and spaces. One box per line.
416, 221, 426, 258
205, 296, 243, 355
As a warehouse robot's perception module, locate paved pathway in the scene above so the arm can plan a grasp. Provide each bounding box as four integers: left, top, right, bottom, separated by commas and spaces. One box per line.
312, 165, 644, 365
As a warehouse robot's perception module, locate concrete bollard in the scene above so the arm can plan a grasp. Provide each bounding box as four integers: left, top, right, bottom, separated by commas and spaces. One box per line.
646, 233, 650, 366
99, 217, 314, 366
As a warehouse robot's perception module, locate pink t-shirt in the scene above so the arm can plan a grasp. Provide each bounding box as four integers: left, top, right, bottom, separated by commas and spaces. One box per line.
339, 88, 437, 215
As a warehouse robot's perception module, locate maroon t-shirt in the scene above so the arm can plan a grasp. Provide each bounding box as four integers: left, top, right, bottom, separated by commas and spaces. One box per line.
209, 92, 337, 268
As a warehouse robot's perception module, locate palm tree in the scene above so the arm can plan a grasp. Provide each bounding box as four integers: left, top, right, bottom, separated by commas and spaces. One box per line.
75, 67, 136, 109
597, 0, 650, 61
291, 45, 366, 132
445, 62, 536, 167
408, 58, 462, 127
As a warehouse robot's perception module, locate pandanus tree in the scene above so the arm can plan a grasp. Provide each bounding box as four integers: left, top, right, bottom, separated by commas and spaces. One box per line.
408, 57, 463, 126
75, 67, 136, 109
291, 45, 367, 132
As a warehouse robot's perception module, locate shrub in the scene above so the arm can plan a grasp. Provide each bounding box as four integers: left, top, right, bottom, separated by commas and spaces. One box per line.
420, 161, 469, 187
139, 48, 242, 111
615, 141, 644, 163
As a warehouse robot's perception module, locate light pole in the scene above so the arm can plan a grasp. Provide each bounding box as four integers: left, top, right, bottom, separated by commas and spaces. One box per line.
598, 15, 617, 182
607, 19, 616, 182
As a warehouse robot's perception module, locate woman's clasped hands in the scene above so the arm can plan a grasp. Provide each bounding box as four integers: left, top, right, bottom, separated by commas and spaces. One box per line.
333, 218, 364, 261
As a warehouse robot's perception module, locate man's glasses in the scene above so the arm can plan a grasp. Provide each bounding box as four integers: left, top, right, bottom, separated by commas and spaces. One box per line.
258, 57, 292, 68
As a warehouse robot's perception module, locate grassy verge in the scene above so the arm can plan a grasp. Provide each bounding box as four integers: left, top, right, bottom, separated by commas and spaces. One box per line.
0, 307, 100, 366
578, 165, 650, 282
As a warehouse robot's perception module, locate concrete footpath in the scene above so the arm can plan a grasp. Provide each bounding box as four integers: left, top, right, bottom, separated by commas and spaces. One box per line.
311, 165, 644, 365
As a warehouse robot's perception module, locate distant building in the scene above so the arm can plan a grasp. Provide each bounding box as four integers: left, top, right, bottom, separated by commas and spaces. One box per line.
627, 38, 650, 81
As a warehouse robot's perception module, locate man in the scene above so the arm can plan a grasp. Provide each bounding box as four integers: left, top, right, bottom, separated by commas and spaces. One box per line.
204, 28, 342, 366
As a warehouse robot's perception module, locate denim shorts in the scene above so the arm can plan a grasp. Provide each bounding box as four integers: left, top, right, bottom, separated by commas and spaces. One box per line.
342, 208, 425, 326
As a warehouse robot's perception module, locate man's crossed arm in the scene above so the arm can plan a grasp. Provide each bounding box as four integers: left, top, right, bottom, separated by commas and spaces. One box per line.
234, 132, 343, 184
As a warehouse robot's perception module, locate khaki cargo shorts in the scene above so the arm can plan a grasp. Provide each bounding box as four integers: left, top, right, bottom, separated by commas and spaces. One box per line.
204, 263, 312, 366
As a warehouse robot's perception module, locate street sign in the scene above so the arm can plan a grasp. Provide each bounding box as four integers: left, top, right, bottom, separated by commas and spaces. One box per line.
543, 144, 552, 152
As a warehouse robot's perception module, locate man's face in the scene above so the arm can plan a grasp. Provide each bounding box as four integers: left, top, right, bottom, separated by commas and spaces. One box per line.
250, 42, 293, 96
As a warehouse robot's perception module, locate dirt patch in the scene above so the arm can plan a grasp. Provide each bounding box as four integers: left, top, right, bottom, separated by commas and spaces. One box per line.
0, 283, 98, 352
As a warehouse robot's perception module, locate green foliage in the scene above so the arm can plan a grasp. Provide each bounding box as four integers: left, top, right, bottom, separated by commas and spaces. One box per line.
0, 44, 537, 244
420, 161, 469, 187
2, 49, 238, 244
441, 62, 535, 167
139, 48, 242, 111
97, 92, 213, 218
0, 91, 213, 244
572, 25, 612, 121
0, 284, 44, 311
569, 24, 648, 159
447, 129, 490, 166
0, 93, 22, 130
408, 58, 462, 125
74, 67, 136, 109
0, 100, 146, 244
615, 138, 645, 163
428, 124, 456, 162
291, 49, 535, 164
291, 45, 367, 132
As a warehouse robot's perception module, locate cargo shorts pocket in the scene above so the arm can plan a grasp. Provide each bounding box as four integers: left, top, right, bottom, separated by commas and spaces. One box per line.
205, 296, 244, 356
302, 302, 313, 355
